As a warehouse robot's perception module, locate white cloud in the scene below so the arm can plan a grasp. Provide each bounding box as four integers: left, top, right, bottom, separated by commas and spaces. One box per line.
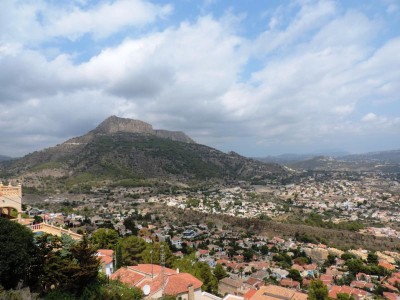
45, 0, 172, 40
362, 113, 378, 122
0, 0, 399, 156
0, 0, 172, 45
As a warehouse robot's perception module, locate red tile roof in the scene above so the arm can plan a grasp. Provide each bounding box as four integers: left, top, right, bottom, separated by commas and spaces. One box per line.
129, 264, 177, 276
379, 260, 396, 270
383, 292, 399, 300
280, 278, 300, 288
245, 278, 263, 287
98, 249, 114, 257
99, 255, 113, 265
111, 264, 202, 297
110, 268, 145, 286
243, 288, 257, 300
328, 285, 368, 299
164, 273, 202, 295
303, 264, 317, 271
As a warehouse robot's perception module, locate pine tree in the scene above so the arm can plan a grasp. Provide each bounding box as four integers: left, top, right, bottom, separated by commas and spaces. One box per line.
115, 243, 123, 269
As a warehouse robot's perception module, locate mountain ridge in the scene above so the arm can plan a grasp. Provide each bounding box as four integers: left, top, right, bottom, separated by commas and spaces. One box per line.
256, 149, 400, 172
0, 116, 286, 190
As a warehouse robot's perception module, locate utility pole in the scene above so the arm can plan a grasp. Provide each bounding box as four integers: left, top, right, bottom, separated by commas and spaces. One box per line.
161, 244, 165, 296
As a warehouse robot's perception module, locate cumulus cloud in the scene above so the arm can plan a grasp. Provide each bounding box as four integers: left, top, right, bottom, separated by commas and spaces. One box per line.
0, 0, 172, 44
0, 0, 399, 156
362, 113, 378, 122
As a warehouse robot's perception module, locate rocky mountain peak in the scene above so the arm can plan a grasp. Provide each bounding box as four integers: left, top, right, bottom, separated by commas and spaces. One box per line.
93, 115, 154, 135
90, 116, 195, 143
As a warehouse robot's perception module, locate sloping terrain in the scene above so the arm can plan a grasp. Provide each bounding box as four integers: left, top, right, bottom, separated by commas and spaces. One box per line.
0, 116, 286, 189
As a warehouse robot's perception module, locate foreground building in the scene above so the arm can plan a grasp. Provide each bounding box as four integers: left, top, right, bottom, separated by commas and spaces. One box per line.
245, 285, 307, 300
111, 264, 202, 299
0, 182, 22, 221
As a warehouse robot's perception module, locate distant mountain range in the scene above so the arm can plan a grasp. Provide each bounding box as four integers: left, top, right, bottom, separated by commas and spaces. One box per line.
0, 155, 12, 162
257, 150, 400, 172
0, 116, 286, 190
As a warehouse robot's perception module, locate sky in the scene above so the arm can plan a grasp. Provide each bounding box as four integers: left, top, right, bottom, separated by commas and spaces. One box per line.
0, 0, 399, 158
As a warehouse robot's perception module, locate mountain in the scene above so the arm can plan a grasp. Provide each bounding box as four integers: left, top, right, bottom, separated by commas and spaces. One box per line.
341, 149, 400, 164
0, 155, 12, 162
283, 150, 400, 172
256, 153, 316, 164
256, 150, 350, 165
0, 116, 286, 189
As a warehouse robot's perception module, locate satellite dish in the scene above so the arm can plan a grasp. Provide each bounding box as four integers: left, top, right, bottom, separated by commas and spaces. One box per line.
142, 285, 151, 296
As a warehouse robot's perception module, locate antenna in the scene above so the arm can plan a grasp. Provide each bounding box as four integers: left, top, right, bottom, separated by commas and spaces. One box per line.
151, 241, 154, 279
161, 244, 165, 295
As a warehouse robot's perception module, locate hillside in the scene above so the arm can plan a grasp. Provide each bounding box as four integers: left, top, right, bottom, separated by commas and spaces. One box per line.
0, 155, 12, 162
256, 149, 400, 172
0, 116, 286, 190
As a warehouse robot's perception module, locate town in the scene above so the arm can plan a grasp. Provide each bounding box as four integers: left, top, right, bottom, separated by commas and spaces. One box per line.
2, 170, 399, 299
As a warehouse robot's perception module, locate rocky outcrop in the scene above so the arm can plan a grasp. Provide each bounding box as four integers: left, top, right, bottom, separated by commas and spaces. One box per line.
91, 116, 195, 143
93, 116, 154, 135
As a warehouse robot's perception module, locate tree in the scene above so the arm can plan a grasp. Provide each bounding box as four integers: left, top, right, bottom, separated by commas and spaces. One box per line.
60, 233, 76, 258
324, 254, 337, 267
41, 235, 99, 294
141, 242, 175, 268
260, 245, 269, 256
81, 279, 143, 300
337, 293, 355, 300
173, 256, 218, 294
214, 264, 228, 281
90, 228, 119, 250
69, 235, 99, 292
346, 259, 365, 275
341, 252, 357, 261
288, 269, 302, 283
367, 252, 379, 265
193, 262, 218, 294
0, 218, 38, 289
308, 279, 329, 300
115, 243, 123, 269
123, 216, 138, 235
118, 236, 147, 266
34, 215, 43, 224
243, 249, 254, 262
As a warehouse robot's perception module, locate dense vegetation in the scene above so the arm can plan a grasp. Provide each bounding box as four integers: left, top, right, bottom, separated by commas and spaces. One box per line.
0, 218, 223, 299
0, 219, 143, 299
0, 130, 285, 193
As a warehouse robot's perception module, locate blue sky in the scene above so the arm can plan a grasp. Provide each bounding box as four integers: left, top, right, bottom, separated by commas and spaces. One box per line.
0, 0, 399, 157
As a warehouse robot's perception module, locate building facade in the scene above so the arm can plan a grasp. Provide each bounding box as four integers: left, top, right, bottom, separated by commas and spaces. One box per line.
0, 182, 22, 221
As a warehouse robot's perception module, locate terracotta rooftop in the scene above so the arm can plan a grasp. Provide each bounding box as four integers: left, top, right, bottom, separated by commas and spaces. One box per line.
220, 277, 243, 288
110, 267, 145, 286
243, 289, 257, 300
164, 273, 202, 295
111, 264, 202, 297
249, 285, 307, 300
99, 255, 113, 265
98, 249, 114, 257
128, 264, 177, 276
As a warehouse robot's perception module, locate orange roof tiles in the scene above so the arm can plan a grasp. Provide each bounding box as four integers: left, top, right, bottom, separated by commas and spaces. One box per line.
243, 289, 257, 300
249, 285, 307, 300
383, 292, 399, 300
111, 264, 202, 297
379, 260, 396, 270
98, 249, 114, 256
110, 268, 145, 286
164, 273, 202, 295
99, 255, 113, 265
328, 285, 368, 299
280, 279, 300, 288
128, 264, 177, 276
